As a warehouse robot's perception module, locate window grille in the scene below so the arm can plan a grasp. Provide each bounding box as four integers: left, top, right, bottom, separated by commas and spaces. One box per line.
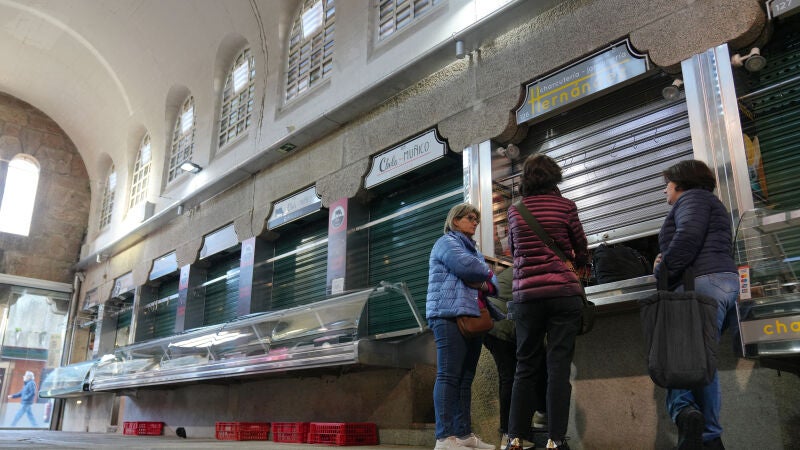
129, 134, 151, 209
378, 0, 441, 40
99, 165, 116, 229
168, 97, 195, 183
219, 48, 256, 148
0, 154, 40, 236
285, 0, 335, 102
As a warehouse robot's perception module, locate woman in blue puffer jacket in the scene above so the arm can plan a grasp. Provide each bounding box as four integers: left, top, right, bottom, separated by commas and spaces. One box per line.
426, 203, 499, 450
653, 159, 738, 450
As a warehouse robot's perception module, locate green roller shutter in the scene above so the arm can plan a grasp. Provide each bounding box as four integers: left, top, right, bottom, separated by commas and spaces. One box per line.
203, 249, 241, 326
115, 306, 132, 347
366, 168, 463, 335
271, 217, 329, 310
135, 277, 179, 341
739, 24, 800, 211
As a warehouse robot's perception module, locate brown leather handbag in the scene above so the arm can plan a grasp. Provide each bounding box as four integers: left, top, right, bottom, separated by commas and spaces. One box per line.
456, 307, 493, 337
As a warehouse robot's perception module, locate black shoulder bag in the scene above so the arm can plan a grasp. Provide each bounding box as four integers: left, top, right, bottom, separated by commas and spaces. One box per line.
638, 264, 719, 389
514, 201, 596, 335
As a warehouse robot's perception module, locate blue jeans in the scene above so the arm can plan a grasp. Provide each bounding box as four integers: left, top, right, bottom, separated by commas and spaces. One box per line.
11, 403, 37, 427
666, 272, 739, 442
429, 317, 483, 439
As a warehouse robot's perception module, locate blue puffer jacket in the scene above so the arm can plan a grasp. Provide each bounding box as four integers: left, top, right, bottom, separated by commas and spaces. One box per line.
426, 231, 499, 320
655, 188, 737, 287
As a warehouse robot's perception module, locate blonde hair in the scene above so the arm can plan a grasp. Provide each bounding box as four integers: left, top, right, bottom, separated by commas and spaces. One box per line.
443, 203, 480, 234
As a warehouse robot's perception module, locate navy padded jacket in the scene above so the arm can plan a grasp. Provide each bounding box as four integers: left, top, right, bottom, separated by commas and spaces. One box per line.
655, 188, 737, 287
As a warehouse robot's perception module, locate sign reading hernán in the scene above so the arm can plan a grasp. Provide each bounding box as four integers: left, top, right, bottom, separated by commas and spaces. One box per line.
364, 128, 447, 189
516, 40, 648, 124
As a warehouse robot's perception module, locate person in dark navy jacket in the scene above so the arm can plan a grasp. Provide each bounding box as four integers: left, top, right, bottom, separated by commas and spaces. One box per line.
653, 159, 738, 450
427, 203, 500, 450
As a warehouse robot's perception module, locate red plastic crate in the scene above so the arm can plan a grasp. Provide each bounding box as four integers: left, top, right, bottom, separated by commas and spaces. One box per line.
215, 422, 270, 441
271, 422, 310, 443
308, 422, 378, 446
122, 421, 163, 436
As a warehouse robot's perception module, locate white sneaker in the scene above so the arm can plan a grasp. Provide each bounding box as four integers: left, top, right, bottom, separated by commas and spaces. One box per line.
435, 436, 471, 450
533, 411, 548, 429
457, 433, 495, 449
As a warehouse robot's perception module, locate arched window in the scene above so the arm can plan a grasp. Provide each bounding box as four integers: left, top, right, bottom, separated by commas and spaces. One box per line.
378, 0, 441, 40
129, 134, 151, 209
0, 154, 40, 236
285, 0, 335, 102
99, 164, 116, 229
218, 48, 256, 148
168, 97, 195, 183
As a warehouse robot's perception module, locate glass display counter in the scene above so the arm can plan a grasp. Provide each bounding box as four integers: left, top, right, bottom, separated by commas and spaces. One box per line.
39, 359, 97, 398
49, 282, 427, 394
734, 209, 800, 372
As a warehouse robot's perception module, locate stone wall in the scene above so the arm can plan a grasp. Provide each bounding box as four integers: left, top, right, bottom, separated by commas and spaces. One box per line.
0, 92, 89, 284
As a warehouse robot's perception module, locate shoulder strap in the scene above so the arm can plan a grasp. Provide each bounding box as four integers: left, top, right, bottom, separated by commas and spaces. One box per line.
514, 200, 569, 263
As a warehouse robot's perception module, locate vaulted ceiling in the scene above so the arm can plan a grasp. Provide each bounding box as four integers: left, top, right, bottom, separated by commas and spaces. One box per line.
0, 0, 294, 180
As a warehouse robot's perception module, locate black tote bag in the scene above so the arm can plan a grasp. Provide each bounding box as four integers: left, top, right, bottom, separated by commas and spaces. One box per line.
639, 266, 719, 389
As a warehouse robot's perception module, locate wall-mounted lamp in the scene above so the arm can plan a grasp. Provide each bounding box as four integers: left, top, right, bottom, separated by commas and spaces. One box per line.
662, 79, 684, 101
180, 161, 202, 173
455, 40, 466, 59
95, 253, 108, 264
731, 47, 767, 72
496, 143, 520, 160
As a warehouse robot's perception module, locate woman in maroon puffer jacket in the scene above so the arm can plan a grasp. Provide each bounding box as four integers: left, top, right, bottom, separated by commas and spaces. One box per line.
503, 153, 589, 450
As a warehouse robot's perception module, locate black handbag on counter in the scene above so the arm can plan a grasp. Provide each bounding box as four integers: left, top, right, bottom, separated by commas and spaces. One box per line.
514, 201, 595, 335
639, 265, 718, 389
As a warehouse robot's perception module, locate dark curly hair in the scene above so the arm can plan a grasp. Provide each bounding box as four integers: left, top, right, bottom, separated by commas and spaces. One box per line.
519, 153, 563, 196
662, 159, 717, 192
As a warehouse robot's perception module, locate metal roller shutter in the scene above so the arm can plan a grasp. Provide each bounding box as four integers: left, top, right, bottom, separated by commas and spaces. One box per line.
366, 169, 462, 335
505, 73, 692, 245
271, 217, 329, 310
203, 249, 241, 326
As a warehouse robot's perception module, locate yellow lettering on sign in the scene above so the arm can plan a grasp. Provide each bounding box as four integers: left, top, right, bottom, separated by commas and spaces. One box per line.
762, 319, 800, 335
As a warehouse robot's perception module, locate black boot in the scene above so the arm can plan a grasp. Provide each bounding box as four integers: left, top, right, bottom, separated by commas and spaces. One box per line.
703, 437, 725, 449
676, 407, 704, 450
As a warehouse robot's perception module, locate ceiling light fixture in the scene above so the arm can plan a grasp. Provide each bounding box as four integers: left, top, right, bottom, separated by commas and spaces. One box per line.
731, 47, 767, 73
662, 79, 684, 101
180, 161, 202, 173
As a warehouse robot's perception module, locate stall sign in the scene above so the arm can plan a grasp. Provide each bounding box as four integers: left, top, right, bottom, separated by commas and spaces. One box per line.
740, 314, 800, 344
365, 129, 447, 188
267, 186, 322, 229
149, 252, 178, 280
768, 0, 800, 19
516, 40, 648, 124
199, 224, 238, 259
111, 272, 135, 298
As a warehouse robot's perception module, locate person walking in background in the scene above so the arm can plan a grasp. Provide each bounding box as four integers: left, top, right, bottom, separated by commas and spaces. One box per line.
426, 203, 500, 450
653, 159, 738, 450
484, 268, 546, 449
505, 154, 589, 450
8, 371, 38, 427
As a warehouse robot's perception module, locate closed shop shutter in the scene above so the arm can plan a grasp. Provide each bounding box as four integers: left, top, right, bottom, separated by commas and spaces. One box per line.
203, 249, 241, 326
271, 217, 329, 310
366, 168, 462, 335
153, 278, 179, 339
738, 23, 800, 211
500, 73, 693, 245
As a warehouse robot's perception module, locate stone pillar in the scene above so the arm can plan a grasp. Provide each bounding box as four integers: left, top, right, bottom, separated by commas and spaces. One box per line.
174, 264, 206, 332
237, 236, 274, 315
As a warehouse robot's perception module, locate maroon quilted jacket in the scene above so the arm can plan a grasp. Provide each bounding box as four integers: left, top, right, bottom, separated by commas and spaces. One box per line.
507, 193, 589, 302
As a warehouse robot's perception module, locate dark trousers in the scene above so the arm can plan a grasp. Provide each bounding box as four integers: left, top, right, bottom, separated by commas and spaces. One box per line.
484, 333, 547, 434
507, 295, 582, 442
